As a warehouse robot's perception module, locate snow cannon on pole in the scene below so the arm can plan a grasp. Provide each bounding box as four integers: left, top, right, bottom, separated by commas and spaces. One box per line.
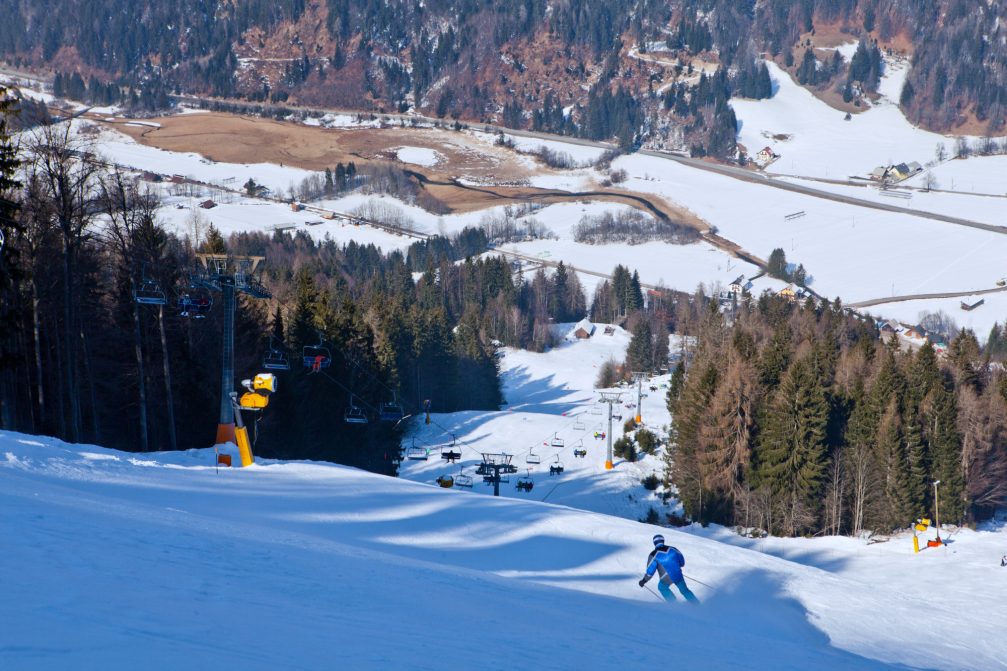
228, 373, 277, 467
912, 518, 931, 553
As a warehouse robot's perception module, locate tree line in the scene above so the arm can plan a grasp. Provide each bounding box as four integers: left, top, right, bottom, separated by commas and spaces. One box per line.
666, 290, 1007, 536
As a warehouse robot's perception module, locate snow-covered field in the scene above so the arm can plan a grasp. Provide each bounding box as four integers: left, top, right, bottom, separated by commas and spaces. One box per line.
395, 146, 442, 167
732, 60, 952, 180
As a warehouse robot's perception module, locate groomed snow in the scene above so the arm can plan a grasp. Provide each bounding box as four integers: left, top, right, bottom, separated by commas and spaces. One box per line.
4, 423, 1005, 669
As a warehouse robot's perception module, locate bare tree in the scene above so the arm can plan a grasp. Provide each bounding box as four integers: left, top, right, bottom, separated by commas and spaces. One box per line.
934, 142, 947, 163
923, 171, 939, 191
26, 123, 102, 442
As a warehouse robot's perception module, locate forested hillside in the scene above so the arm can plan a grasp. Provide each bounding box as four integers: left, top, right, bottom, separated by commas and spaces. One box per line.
4, 1, 1006, 160
666, 293, 1007, 534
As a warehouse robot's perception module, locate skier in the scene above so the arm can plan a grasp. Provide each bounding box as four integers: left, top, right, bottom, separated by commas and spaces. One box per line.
312, 354, 324, 373
1001, 555, 1006, 567
638, 534, 699, 603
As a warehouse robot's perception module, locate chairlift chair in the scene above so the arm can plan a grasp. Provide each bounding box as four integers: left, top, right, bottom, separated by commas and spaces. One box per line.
573, 418, 586, 431
263, 350, 290, 371
550, 433, 565, 448
406, 446, 429, 460
454, 472, 474, 488
590, 405, 603, 415
526, 448, 541, 465
573, 448, 587, 458
303, 345, 332, 370
379, 400, 405, 422
344, 401, 369, 424
441, 449, 462, 463
549, 460, 564, 475
134, 279, 167, 305
516, 474, 534, 492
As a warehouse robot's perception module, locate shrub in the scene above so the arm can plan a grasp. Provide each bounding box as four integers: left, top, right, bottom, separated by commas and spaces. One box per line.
641, 473, 660, 490
596, 358, 620, 388
614, 436, 636, 462
636, 428, 659, 455
640, 506, 660, 524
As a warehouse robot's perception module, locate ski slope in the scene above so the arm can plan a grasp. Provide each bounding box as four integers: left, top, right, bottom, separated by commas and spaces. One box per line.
4, 426, 1006, 670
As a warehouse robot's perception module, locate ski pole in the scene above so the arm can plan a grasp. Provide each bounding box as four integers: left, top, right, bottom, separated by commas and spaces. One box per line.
683, 573, 714, 590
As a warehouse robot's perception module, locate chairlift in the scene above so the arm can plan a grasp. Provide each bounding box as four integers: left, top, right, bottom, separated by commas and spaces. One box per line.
573, 418, 586, 431
441, 448, 462, 463
590, 405, 603, 415
549, 458, 564, 475
379, 394, 405, 422
550, 433, 565, 448
526, 448, 541, 465
177, 283, 211, 317
516, 473, 534, 492
134, 278, 167, 305
573, 448, 587, 458
406, 445, 429, 460
302, 334, 332, 371
262, 336, 290, 371
344, 397, 369, 424
454, 472, 474, 488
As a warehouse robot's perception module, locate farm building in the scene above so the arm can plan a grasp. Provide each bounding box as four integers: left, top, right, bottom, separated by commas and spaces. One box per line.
198, 199, 216, 209
573, 318, 596, 339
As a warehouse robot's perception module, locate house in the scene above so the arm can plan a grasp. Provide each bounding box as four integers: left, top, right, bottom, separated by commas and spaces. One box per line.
199, 199, 216, 209
756, 146, 778, 163
778, 284, 797, 301
879, 319, 902, 335
290, 202, 304, 212
870, 167, 888, 181
903, 325, 928, 342
961, 298, 985, 311
573, 318, 596, 339
907, 161, 922, 175
890, 163, 912, 181
729, 275, 748, 295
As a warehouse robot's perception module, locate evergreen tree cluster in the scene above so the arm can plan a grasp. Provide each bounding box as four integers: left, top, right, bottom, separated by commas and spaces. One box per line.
666, 291, 1007, 536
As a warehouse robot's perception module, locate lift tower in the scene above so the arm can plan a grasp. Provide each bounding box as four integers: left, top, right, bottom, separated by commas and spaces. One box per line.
194, 254, 271, 444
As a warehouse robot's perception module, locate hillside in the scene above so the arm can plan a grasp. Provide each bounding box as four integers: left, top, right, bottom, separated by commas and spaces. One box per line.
3, 429, 1005, 670
5, 1, 1007, 154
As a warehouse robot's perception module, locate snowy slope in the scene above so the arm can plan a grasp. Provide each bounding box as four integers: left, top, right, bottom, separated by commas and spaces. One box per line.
4, 430, 1005, 670
732, 60, 951, 179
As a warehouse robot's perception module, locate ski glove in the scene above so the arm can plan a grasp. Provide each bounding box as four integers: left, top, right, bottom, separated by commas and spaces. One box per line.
638, 577, 649, 587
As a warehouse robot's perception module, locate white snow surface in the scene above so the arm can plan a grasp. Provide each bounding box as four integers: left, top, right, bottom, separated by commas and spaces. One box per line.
4, 420, 1006, 669
395, 146, 443, 167
732, 60, 952, 179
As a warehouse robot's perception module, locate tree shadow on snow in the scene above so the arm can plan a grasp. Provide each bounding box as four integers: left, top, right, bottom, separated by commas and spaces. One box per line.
500, 366, 584, 415
692, 569, 936, 670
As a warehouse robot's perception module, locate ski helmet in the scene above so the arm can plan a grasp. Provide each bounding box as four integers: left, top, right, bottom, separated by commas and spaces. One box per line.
652, 534, 665, 547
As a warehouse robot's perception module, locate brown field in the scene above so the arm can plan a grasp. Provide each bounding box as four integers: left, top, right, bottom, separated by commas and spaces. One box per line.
106, 112, 537, 183
91, 109, 709, 232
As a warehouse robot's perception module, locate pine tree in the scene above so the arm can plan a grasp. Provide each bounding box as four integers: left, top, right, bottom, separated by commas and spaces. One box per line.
928, 384, 966, 524
756, 358, 829, 535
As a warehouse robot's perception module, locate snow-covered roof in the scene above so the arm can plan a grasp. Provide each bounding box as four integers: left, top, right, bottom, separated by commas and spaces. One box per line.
574, 318, 595, 334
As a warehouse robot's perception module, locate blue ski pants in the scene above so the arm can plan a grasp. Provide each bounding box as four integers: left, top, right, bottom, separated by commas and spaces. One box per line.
658, 578, 699, 603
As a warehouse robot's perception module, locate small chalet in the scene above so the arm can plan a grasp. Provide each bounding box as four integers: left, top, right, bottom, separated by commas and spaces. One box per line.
961, 298, 985, 311
870, 167, 888, 181
756, 146, 778, 163
878, 320, 902, 335
199, 199, 216, 209
729, 275, 749, 295
573, 318, 596, 339
778, 284, 797, 301
903, 325, 928, 342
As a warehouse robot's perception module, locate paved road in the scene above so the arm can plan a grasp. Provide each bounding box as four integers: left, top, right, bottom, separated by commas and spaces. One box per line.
849, 285, 1007, 309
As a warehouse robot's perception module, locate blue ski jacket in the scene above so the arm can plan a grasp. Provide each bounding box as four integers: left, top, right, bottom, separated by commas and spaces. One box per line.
643, 545, 685, 584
